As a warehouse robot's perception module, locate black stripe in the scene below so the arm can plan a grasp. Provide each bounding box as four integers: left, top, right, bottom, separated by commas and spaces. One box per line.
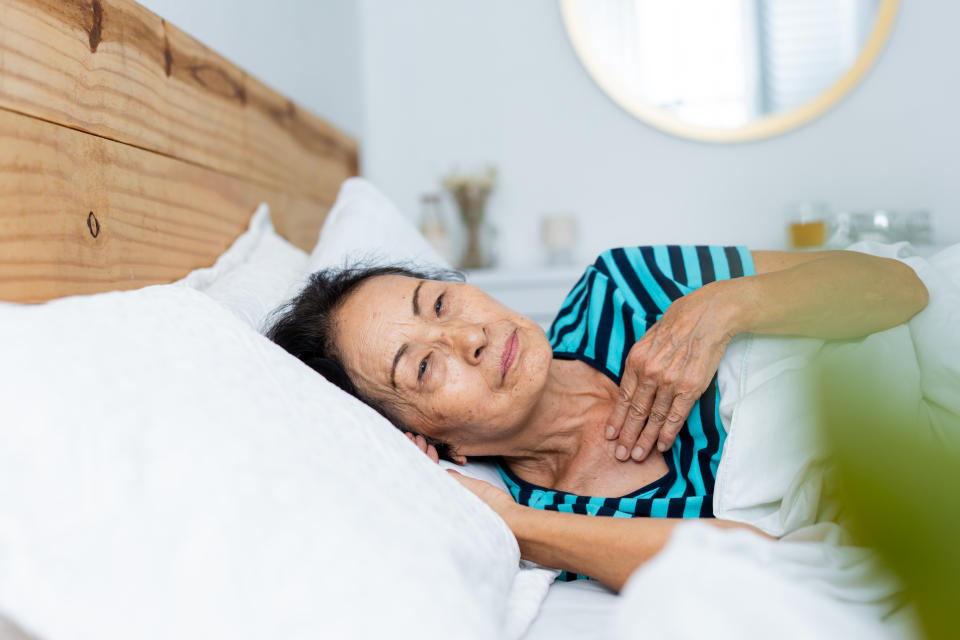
667, 499, 685, 518
592, 281, 616, 369
633, 500, 653, 517
610, 248, 660, 316
724, 246, 745, 278
593, 253, 612, 276
700, 496, 715, 518
575, 285, 598, 355
552, 271, 595, 346
640, 246, 685, 302
548, 273, 590, 342
696, 246, 716, 284
617, 301, 639, 384
667, 245, 687, 285
595, 506, 617, 517
697, 376, 721, 495
676, 416, 696, 497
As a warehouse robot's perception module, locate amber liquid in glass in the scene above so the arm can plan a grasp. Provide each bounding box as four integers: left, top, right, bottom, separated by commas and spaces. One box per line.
789, 220, 826, 248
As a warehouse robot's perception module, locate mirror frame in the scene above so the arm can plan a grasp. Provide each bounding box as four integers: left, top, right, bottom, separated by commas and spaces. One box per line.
559, 0, 900, 142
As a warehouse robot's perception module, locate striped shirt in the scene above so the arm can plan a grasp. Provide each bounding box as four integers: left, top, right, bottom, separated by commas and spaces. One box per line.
495, 245, 754, 581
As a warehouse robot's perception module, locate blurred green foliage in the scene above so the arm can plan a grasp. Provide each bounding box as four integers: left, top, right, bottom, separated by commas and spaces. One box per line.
818, 359, 960, 640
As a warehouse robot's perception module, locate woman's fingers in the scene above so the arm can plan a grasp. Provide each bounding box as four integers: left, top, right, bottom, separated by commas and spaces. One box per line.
627, 386, 676, 461
612, 379, 657, 460
657, 392, 697, 452
406, 432, 440, 464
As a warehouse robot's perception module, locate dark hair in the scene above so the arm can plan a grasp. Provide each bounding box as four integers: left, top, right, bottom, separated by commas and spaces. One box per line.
265, 263, 463, 460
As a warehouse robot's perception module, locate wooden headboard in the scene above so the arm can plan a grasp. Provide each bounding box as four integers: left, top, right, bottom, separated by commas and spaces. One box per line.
0, 0, 358, 303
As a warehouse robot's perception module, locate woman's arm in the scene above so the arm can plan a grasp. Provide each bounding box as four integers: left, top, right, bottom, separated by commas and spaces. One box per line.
608, 249, 929, 462
737, 250, 928, 338
448, 471, 768, 592
512, 503, 764, 592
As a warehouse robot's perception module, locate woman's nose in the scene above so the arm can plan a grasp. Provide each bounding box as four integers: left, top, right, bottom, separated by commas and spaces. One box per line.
451, 322, 486, 364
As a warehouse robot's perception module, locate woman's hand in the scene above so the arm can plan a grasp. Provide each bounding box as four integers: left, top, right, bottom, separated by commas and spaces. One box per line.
405, 432, 467, 465
446, 470, 523, 528
606, 282, 741, 462
405, 432, 440, 463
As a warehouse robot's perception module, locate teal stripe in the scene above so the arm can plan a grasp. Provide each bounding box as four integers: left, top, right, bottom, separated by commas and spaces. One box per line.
681, 245, 703, 287
631, 312, 645, 341
623, 247, 674, 311
684, 399, 708, 496
583, 276, 607, 359
605, 295, 626, 377
738, 245, 755, 276
664, 449, 688, 498
652, 246, 673, 279
683, 497, 703, 518
530, 490, 559, 509
709, 245, 732, 280
650, 499, 669, 518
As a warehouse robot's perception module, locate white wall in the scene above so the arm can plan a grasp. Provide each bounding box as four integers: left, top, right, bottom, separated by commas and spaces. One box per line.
138, 0, 363, 140
359, 0, 960, 269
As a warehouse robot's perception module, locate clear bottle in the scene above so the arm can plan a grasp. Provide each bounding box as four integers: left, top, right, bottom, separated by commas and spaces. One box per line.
419, 193, 454, 264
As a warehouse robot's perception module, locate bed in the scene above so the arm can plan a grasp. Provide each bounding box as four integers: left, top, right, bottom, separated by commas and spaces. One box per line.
2, 2, 958, 639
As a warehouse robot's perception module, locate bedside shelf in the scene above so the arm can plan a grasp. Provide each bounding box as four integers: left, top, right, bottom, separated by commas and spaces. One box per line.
464, 266, 584, 329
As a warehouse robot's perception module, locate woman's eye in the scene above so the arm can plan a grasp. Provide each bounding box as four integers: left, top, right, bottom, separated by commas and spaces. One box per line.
434, 294, 444, 317
418, 356, 429, 381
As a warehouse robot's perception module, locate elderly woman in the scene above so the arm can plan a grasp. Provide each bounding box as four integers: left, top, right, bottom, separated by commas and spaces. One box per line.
267, 245, 927, 590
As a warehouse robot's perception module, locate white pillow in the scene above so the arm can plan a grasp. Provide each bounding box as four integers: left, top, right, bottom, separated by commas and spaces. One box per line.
0, 285, 519, 640
176, 203, 308, 332
308, 178, 450, 272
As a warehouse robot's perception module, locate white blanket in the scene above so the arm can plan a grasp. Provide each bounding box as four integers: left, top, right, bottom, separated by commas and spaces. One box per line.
614, 242, 960, 639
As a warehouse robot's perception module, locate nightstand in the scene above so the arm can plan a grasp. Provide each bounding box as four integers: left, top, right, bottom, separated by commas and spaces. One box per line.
464, 266, 585, 329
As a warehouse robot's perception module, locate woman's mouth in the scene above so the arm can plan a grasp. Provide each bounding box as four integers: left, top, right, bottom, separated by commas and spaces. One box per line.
500, 329, 518, 383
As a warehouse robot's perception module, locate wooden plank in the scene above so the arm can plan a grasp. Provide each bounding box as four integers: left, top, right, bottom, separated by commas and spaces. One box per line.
0, 107, 325, 303
0, 0, 357, 207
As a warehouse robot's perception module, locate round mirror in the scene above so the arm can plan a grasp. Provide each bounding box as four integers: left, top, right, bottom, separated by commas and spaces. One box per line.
560, 0, 899, 142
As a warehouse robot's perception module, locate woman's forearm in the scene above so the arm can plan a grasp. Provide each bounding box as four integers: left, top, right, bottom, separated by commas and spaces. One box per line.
511, 507, 764, 592
726, 251, 928, 339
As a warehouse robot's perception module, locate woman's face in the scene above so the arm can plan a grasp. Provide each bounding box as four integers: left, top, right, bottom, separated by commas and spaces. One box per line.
332, 275, 554, 453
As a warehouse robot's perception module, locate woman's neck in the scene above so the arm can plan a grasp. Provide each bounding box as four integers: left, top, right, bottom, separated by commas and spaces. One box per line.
495, 359, 618, 486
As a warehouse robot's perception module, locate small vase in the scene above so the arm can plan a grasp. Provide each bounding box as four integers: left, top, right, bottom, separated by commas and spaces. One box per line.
443, 169, 497, 270
460, 200, 490, 270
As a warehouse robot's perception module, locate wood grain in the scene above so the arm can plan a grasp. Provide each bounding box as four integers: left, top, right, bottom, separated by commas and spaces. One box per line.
0, 0, 357, 231
0, 108, 322, 302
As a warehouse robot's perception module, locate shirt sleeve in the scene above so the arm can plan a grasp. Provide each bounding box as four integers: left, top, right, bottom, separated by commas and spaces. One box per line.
593, 245, 754, 317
